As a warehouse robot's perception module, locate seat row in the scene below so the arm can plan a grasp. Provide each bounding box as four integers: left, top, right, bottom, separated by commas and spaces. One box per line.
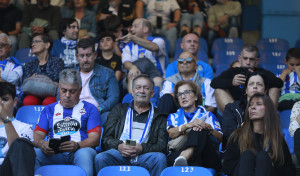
35, 165, 216, 176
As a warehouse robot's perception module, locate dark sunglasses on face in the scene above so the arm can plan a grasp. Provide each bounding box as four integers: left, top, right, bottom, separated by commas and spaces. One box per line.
178, 57, 194, 64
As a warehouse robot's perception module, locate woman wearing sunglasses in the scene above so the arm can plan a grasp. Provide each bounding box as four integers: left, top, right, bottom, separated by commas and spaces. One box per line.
223, 93, 295, 176
167, 80, 222, 171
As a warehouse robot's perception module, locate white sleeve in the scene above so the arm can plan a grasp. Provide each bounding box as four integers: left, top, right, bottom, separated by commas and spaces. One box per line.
289, 102, 300, 137
1, 65, 23, 85
121, 45, 132, 65
203, 79, 217, 107
160, 80, 174, 97
152, 38, 166, 57
17, 122, 34, 142
170, 0, 180, 11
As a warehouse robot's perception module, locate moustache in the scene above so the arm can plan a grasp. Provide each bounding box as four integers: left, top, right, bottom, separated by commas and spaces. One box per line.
136, 93, 147, 97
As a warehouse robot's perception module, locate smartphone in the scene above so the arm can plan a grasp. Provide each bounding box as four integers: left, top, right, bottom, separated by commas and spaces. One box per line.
156, 16, 162, 29
49, 135, 71, 154
126, 139, 136, 146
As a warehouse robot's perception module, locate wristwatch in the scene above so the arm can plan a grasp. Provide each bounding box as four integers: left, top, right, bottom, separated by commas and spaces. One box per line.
3, 116, 11, 123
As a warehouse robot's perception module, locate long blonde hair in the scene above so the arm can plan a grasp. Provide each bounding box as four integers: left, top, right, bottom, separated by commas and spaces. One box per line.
228, 93, 284, 165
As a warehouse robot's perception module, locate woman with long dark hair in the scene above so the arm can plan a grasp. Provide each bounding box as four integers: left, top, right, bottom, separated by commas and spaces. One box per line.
223, 93, 295, 176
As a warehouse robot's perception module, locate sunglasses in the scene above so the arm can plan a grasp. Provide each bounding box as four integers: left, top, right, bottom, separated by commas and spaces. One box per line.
178, 57, 194, 64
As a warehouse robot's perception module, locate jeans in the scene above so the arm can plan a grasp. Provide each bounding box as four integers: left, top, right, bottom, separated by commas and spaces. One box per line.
94, 149, 167, 176
35, 147, 97, 176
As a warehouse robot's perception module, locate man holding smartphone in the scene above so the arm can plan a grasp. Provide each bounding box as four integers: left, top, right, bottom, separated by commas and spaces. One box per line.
95, 74, 168, 176
33, 69, 101, 176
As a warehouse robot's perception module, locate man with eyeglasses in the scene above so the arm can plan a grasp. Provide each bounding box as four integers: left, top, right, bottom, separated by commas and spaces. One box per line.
160, 51, 216, 114
211, 44, 283, 112
51, 18, 79, 69
76, 38, 119, 126
165, 33, 213, 80
0, 33, 22, 97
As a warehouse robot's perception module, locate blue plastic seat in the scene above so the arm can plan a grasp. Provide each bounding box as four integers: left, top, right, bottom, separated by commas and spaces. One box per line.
295, 40, 300, 49
279, 110, 291, 129
282, 128, 294, 154
213, 50, 239, 70
15, 48, 37, 65
215, 64, 231, 77
211, 38, 244, 56
259, 51, 286, 65
35, 165, 87, 176
257, 38, 290, 52
97, 166, 150, 176
15, 105, 45, 130
260, 64, 286, 77
160, 166, 215, 176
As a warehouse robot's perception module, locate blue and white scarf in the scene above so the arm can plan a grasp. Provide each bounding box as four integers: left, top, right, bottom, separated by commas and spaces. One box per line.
61, 37, 78, 49
169, 106, 208, 127
120, 103, 155, 144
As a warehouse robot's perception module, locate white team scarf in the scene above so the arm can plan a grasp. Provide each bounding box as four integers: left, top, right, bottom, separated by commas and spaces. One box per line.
119, 102, 155, 144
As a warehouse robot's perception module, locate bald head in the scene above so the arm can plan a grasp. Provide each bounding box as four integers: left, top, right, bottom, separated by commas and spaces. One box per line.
181, 33, 200, 56
177, 52, 197, 75
131, 18, 152, 38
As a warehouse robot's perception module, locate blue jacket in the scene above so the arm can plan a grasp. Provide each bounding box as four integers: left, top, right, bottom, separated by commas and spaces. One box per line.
165, 59, 214, 79
79, 64, 119, 113
61, 7, 97, 38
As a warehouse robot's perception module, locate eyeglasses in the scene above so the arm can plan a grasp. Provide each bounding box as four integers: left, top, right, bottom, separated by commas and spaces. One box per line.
0, 43, 9, 48
31, 40, 44, 44
69, 25, 79, 29
176, 90, 194, 98
178, 57, 194, 64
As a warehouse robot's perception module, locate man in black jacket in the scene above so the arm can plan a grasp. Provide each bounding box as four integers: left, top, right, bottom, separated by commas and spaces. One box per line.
211, 44, 283, 112
94, 74, 168, 176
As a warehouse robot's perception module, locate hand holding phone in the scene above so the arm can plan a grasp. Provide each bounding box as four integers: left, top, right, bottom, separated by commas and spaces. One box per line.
49, 135, 70, 154
126, 139, 136, 146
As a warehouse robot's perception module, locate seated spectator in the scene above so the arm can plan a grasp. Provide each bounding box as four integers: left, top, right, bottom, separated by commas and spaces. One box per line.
289, 101, 300, 162
0, 0, 22, 55
76, 38, 119, 126
178, 0, 213, 37
120, 18, 165, 97
166, 33, 213, 79
97, 0, 135, 31
34, 69, 101, 176
94, 74, 168, 176
0, 82, 35, 175
22, 34, 64, 106
61, 0, 97, 39
102, 15, 128, 56
19, 0, 61, 49
160, 52, 216, 114
278, 48, 300, 111
0, 34, 22, 97
211, 44, 283, 112
96, 32, 123, 82
51, 18, 79, 69
136, 0, 180, 55
167, 80, 221, 170
222, 72, 268, 149
207, 0, 241, 48
223, 93, 295, 176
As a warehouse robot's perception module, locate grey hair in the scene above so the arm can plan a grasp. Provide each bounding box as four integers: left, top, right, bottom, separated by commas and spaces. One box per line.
0, 33, 12, 45
59, 69, 82, 89
132, 74, 154, 90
